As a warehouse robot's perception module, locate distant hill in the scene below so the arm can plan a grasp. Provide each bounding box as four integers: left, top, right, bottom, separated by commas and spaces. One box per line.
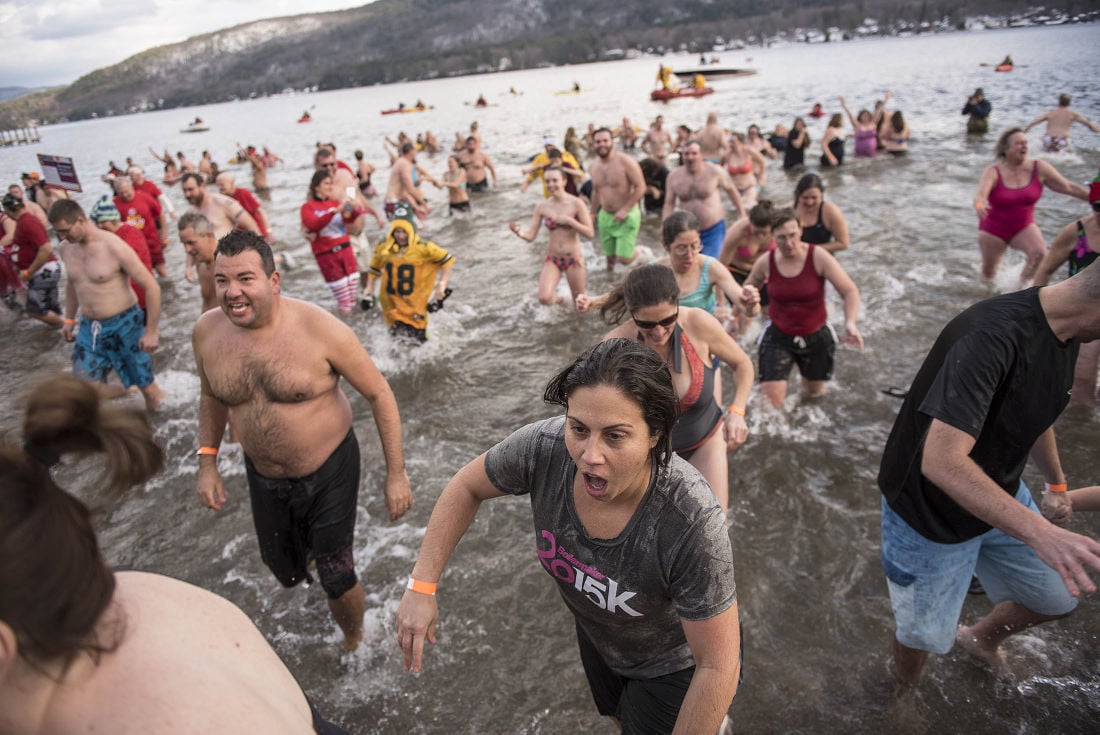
0, 0, 1092, 127
0, 86, 52, 104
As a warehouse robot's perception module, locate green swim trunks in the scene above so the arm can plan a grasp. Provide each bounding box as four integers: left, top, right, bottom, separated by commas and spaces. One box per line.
597, 206, 641, 259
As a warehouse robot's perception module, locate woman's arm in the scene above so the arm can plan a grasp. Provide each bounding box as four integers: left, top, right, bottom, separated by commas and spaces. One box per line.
509, 206, 544, 242
673, 603, 741, 734
817, 248, 863, 350
973, 165, 999, 218
688, 309, 753, 447
822, 201, 850, 254
1033, 219, 1079, 286
709, 258, 759, 318
1037, 160, 1089, 200
395, 454, 506, 672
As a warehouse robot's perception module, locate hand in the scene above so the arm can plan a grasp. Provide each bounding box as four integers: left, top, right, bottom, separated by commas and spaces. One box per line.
139, 329, 159, 352
723, 411, 749, 449
843, 322, 864, 351
740, 284, 761, 312
613, 206, 631, 222
185, 268, 197, 284
974, 201, 990, 219
1028, 523, 1100, 597
574, 293, 591, 312
395, 588, 439, 672
60, 322, 76, 342
385, 468, 413, 521
508, 221, 521, 236
1042, 491, 1073, 526
197, 464, 227, 511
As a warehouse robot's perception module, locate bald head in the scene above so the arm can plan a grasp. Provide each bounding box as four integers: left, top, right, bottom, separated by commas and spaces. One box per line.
215, 172, 236, 196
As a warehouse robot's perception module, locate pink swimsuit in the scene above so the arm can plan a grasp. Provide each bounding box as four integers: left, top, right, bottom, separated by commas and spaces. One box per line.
979, 163, 1043, 242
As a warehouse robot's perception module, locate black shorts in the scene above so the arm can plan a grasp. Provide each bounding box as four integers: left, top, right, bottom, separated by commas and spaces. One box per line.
390, 321, 427, 343
449, 200, 471, 215
576, 623, 694, 734
758, 323, 836, 383
467, 179, 489, 193
244, 428, 361, 599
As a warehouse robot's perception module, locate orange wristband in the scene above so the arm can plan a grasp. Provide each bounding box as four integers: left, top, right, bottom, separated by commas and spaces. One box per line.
63, 318, 77, 325
1045, 482, 1068, 493
406, 577, 437, 595
727, 404, 745, 417
196, 446, 219, 456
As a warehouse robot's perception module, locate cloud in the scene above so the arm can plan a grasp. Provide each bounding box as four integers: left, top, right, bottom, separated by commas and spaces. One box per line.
27, 0, 157, 41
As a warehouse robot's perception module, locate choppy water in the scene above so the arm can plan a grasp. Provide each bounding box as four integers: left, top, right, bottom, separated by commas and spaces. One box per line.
2, 23, 1098, 734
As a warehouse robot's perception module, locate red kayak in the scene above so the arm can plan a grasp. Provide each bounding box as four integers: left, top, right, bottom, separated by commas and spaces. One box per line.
651, 87, 714, 101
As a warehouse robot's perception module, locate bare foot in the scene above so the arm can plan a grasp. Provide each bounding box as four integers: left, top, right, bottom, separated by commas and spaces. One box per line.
343, 631, 363, 653
955, 626, 1008, 673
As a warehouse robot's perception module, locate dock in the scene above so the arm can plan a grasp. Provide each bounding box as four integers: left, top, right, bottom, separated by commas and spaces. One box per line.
0, 127, 41, 146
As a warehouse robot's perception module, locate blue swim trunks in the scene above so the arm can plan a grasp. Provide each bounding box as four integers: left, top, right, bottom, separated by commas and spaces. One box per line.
72, 303, 155, 389
698, 219, 727, 259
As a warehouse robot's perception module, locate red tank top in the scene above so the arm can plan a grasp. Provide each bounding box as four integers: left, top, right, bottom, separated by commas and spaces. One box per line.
767, 244, 827, 336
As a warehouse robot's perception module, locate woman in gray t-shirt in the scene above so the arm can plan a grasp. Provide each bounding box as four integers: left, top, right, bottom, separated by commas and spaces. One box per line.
396, 339, 740, 733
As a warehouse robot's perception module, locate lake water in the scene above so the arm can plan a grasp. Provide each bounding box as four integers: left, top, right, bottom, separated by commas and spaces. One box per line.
2, 23, 1098, 734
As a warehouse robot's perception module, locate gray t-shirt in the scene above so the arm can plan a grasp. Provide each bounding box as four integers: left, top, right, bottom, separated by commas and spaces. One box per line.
484, 415, 737, 679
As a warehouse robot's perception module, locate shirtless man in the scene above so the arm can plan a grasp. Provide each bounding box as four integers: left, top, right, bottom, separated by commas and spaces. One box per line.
178, 211, 218, 313
198, 151, 215, 181
458, 136, 496, 192
588, 127, 646, 271
177, 151, 196, 173
50, 199, 163, 410
245, 147, 270, 195
216, 172, 271, 241
180, 172, 260, 240
662, 140, 744, 259
386, 142, 430, 221
641, 115, 675, 166
697, 112, 729, 163
1024, 93, 1099, 152
616, 116, 638, 150
193, 231, 412, 652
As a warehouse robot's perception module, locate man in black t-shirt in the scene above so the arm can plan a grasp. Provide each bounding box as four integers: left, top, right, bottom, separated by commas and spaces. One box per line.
877, 266, 1100, 691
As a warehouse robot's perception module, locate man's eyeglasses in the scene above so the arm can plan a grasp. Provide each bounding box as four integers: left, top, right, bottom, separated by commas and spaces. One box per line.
632, 310, 678, 330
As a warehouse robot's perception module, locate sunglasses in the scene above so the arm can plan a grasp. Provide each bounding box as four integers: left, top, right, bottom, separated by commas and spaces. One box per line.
632, 310, 678, 330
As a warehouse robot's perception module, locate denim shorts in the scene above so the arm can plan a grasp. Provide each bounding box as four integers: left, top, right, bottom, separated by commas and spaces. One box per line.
880, 483, 1076, 654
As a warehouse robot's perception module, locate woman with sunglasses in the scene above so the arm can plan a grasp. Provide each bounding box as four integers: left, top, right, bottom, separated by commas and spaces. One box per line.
598, 264, 753, 515
509, 166, 594, 310
0, 375, 348, 734
396, 340, 740, 733
744, 208, 863, 408
1032, 180, 1100, 404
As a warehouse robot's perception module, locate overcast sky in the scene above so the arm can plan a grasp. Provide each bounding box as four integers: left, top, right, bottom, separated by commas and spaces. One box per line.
1, 0, 370, 88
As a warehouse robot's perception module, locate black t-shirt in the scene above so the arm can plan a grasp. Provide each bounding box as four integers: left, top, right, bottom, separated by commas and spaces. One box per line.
878, 288, 1078, 543
643, 165, 668, 214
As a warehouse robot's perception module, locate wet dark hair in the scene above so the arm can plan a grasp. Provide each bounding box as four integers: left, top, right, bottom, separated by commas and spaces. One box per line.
47, 198, 84, 225
748, 199, 775, 229
308, 169, 331, 200
400, 142, 416, 155
0, 375, 163, 674
594, 126, 613, 139
661, 210, 700, 246
828, 113, 843, 128
890, 111, 905, 133
544, 339, 677, 468
994, 127, 1025, 159
794, 172, 825, 200
216, 230, 276, 276
770, 206, 799, 230
599, 264, 680, 325
180, 172, 204, 188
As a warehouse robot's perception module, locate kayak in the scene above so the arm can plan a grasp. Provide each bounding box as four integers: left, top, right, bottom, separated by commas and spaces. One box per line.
995, 64, 1013, 72
380, 106, 433, 115
651, 87, 714, 101
297, 117, 312, 123
554, 88, 592, 96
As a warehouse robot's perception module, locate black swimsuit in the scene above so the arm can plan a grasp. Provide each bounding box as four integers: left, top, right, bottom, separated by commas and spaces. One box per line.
801, 204, 833, 245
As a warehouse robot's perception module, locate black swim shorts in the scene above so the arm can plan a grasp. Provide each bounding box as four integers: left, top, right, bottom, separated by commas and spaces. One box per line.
467, 179, 489, 193
575, 623, 695, 733
244, 428, 361, 599
758, 323, 836, 383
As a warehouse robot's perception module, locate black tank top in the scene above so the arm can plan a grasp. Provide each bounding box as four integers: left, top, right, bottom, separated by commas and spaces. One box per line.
801, 204, 832, 245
